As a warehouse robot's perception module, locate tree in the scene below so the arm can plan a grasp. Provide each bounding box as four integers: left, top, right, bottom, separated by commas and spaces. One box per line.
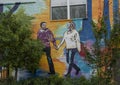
85, 16, 120, 85
111, 9, 120, 84
0, 9, 44, 80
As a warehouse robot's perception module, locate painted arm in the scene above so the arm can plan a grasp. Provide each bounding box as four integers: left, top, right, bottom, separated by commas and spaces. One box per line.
47, 30, 57, 48
58, 35, 65, 49
76, 31, 81, 52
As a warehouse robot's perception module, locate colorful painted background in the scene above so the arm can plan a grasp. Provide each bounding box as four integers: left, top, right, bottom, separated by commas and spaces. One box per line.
0, 0, 120, 78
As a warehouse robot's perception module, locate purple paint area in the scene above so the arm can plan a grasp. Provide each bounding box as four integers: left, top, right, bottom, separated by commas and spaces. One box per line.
0, 4, 3, 13
37, 28, 56, 47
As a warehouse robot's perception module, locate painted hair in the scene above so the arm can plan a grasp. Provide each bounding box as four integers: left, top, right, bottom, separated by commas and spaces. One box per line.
67, 22, 75, 29
40, 22, 46, 27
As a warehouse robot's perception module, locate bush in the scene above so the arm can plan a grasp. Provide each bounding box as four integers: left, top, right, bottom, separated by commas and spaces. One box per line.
0, 75, 116, 85
0, 8, 44, 79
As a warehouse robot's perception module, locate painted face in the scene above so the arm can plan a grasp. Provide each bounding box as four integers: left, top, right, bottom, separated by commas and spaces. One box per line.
67, 22, 74, 31
67, 23, 71, 30
41, 23, 46, 28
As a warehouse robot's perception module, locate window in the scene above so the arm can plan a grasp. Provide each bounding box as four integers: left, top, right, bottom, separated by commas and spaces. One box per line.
0, 0, 35, 5
51, 0, 87, 20
52, 6, 67, 20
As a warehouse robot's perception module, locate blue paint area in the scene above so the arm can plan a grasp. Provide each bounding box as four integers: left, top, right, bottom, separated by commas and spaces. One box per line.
3, 0, 46, 15
75, 53, 92, 74
0, 67, 2, 71
113, 0, 119, 24
0, 4, 3, 13
17, 69, 50, 81
55, 20, 83, 39
55, 24, 67, 38
80, 0, 95, 42
20, 0, 46, 15
63, 48, 92, 78
73, 19, 83, 32
4, 5, 15, 12
103, 0, 111, 39
63, 51, 92, 78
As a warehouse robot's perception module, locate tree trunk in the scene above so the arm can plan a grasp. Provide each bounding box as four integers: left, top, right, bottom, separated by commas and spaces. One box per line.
6, 65, 10, 78
15, 67, 18, 80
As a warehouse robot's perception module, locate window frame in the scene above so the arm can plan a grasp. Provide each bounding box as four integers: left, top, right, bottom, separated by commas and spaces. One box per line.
50, 0, 87, 21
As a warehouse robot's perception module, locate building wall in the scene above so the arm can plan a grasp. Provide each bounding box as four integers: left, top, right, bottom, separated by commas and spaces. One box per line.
0, 0, 120, 78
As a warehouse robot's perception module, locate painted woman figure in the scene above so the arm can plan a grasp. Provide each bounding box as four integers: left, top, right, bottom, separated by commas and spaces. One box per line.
58, 22, 81, 76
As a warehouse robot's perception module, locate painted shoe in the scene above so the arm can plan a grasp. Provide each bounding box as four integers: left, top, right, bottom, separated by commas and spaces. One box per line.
75, 69, 80, 75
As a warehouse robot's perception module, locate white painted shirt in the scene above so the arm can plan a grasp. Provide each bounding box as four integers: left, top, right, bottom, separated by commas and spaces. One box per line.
58, 29, 81, 52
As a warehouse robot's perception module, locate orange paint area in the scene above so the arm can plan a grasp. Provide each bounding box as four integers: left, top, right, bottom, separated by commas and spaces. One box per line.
92, 0, 113, 28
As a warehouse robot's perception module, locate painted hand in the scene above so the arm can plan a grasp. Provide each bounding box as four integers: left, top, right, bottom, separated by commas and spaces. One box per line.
54, 45, 58, 50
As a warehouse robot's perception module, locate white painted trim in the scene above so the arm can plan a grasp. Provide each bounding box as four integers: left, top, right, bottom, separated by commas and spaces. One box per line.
86, 0, 88, 18
51, 0, 67, 7
67, 0, 70, 19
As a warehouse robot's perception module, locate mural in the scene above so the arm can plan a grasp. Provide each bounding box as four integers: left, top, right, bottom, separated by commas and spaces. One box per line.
0, 0, 119, 80
113, 0, 119, 24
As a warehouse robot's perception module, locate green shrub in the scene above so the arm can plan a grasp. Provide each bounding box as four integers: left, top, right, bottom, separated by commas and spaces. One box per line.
0, 73, 116, 85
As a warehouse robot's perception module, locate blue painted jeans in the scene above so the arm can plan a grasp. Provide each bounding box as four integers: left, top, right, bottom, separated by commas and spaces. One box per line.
43, 47, 55, 74
66, 48, 80, 74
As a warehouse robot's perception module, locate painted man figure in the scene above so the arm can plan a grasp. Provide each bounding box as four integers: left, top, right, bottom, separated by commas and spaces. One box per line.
58, 22, 81, 76
37, 22, 57, 74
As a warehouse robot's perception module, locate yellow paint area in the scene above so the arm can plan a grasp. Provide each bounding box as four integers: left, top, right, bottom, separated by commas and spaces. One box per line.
92, 0, 113, 27
109, 0, 113, 28
39, 40, 67, 76
32, 0, 70, 76
39, 53, 66, 76
92, 0, 104, 22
